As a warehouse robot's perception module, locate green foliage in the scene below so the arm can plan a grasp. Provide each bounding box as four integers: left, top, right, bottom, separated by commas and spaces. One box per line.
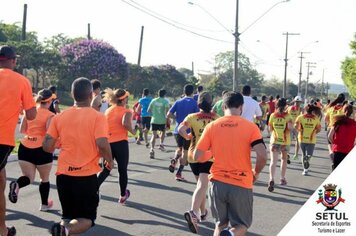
126, 64, 190, 98
341, 33, 356, 99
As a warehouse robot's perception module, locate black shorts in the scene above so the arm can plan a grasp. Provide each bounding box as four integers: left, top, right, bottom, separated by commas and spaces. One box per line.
174, 134, 190, 150
189, 162, 213, 176
142, 117, 152, 130
0, 144, 13, 171
56, 174, 99, 224
18, 143, 53, 165
151, 124, 165, 131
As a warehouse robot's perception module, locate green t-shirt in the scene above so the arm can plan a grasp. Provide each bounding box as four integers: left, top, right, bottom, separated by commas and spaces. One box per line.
148, 97, 170, 124
212, 99, 224, 117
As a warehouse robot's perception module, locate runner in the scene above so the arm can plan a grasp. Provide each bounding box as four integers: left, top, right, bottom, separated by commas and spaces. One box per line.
90, 79, 102, 111
147, 89, 170, 159
167, 84, 199, 181
241, 85, 262, 123
8, 89, 55, 211
287, 96, 303, 162
325, 93, 345, 168
133, 99, 144, 144
137, 88, 153, 147
193, 85, 203, 102
259, 95, 270, 133
212, 90, 228, 117
43, 77, 113, 236
0, 45, 36, 236
295, 104, 321, 176
97, 88, 137, 204
268, 98, 293, 192
48, 85, 61, 114
193, 91, 267, 236
267, 96, 276, 137
178, 92, 219, 234
328, 104, 356, 170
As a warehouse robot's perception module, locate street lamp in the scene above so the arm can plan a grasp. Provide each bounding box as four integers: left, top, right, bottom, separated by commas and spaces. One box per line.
189, 0, 290, 91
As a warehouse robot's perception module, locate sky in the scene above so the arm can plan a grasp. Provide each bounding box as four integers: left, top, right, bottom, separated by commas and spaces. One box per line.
1, 0, 355, 86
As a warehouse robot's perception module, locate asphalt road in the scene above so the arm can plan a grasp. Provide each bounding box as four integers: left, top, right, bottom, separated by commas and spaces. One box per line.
5, 126, 332, 236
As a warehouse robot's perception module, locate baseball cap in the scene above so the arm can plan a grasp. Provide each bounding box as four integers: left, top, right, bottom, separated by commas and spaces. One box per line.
294, 95, 302, 102
0, 45, 18, 61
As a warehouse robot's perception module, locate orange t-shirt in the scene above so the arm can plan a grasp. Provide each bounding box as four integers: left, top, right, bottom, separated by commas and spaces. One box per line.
0, 69, 36, 146
105, 105, 131, 143
21, 107, 54, 148
47, 106, 108, 176
196, 116, 262, 189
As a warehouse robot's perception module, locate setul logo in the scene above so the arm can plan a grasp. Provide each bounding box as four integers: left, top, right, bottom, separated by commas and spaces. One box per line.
316, 184, 345, 211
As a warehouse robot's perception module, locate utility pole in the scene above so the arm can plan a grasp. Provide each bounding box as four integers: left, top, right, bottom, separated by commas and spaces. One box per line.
297, 51, 310, 96
304, 62, 316, 102
326, 82, 329, 99
321, 68, 325, 98
137, 26, 144, 66
233, 0, 239, 92
283, 32, 300, 98
87, 23, 91, 40
191, 61, 194, 76
21, 4, 27, 41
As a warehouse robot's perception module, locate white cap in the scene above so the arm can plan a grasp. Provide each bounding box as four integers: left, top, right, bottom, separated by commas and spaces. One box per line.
294, 96, 302, 102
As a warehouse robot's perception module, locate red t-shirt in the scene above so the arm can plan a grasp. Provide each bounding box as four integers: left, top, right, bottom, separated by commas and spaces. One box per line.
332, 118, 356, 154
268, 101, 276, 113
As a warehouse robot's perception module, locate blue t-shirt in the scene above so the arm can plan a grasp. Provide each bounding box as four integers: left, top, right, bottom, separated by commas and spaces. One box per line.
139, 96, 153, 117
193, 94, 199, 102
169, 97, 199, 134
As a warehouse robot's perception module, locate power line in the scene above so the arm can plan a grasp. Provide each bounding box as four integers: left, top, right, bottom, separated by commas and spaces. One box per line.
130, 0, 227, 33
120, 0, 233, 44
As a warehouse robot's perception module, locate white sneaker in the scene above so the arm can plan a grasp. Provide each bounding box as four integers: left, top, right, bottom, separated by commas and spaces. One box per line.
39, 199, 53, 211
302, 169, 309, 176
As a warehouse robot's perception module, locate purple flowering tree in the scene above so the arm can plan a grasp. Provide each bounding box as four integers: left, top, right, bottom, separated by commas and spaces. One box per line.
60, 39, 128, 87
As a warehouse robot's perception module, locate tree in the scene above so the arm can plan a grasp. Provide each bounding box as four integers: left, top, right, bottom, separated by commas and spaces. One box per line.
212, 51, 264, 93
60, 39, 128, 89
341, 33, 356, 99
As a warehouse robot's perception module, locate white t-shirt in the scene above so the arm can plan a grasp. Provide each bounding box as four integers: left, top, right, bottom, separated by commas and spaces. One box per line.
241, 96, 262, 122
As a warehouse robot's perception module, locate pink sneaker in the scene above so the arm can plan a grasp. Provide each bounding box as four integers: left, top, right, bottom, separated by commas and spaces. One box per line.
40, 199, 53, 211
175, 174, 185, 181
8, 181, 19, 203
119, 190, 130, 204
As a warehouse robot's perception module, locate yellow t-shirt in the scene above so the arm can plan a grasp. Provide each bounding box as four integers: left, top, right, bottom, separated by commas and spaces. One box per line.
260, 102, 269, 120
182, 112, 219, 163
295, 114, 321, 144
326, 105, 344, 127
287, 105, 302, 123
269, 112, 292, 145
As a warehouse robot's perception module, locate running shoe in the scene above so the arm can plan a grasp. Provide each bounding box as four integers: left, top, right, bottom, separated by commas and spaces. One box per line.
303, 155, 310, 169
145, 143, 150, 148
149, 150, 155, 159
119, 189, 130, 204
268, 180, 275, 192
280, 178, 288, 185
175, 174, 185, 181
135, 139, 141, 145
287, 155, 291, 164
159, 144, 165, 151
220, 229, 233, 236
8, 181, 19, 203
50, 223, 66, 236
168, 159, 177, 173
302, 169, 309, 176
184, 210, 199, 234
40, 199, 53, 211
292, 154, 298, 160
200, 209, 208, 221
6, 226, 16, 236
